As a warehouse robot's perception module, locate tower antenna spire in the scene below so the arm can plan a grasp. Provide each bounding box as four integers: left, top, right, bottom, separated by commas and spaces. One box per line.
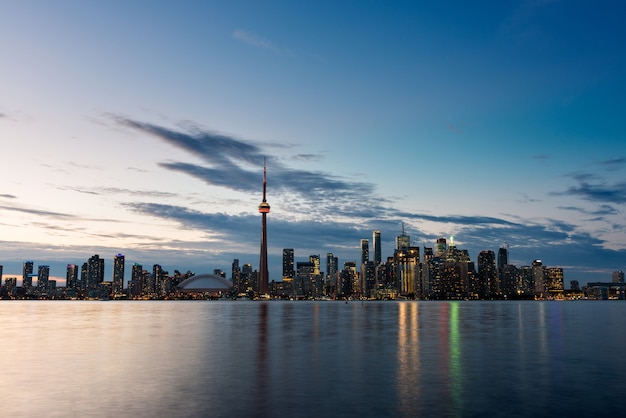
262, 157, 267, 202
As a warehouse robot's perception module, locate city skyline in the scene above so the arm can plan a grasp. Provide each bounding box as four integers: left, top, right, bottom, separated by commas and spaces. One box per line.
1, 1, 625, 284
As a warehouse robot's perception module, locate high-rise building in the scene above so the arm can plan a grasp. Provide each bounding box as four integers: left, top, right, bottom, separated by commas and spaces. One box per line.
22, 261, 33, 292
532, 260, 545, 297
435, 237, 447, 257
86, 255, 104, 296
396, 225, 410, 251
309, 255, 321, 276
257, 159, 270, 296
282, 249, 294, 281
372, 230, 382, 265
360, 239, 369, 266
612, 271, 625, 283
326, 253, 338, 295
152, 264, 164, 296
66, 264, 78, 292
497, 246, 508, 271
477, 250, 497, 298
545, 267, 564, 297
113, 254, 125, 294
37, 265, 50, 295
396, 247, 419, 297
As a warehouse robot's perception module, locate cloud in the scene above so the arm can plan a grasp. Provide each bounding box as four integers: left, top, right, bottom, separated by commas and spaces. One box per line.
233, 29, 281, 54
62, 186, 178, 199
554, 175, 626, 204
0, 204, 75, 219
114, 116, 383, 217
558, 204, 619, 216
0, 194, 17, 199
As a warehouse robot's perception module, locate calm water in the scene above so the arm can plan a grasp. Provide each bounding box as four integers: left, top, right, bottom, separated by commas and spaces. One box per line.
1, 300, 625, 417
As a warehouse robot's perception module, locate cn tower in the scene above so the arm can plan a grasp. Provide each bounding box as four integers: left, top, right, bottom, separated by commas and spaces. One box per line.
258, 159, 270, 296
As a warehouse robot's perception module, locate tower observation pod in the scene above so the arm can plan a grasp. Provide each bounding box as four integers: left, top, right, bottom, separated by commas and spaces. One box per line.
258, 159, 270, 297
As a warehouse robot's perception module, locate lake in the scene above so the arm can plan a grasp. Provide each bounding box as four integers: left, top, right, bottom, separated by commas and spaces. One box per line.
1, 300, 624, 417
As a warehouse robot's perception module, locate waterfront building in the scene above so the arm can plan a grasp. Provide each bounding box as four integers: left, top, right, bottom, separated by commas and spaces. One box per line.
497, 246, 508, 291
532, 260, 545, 298
362, 260, 376, 297
477, 250, 497, 298
518, 266, 534, 296
612, 271, 625, 283
396, 246, 419, 298
545, 267, 564, 297
435, 237, 447, 257
500, 264, 518, 297
360, 239, 369, 266
5, 277, 17, 296
339, 261, 357, 298
295, 261, 316, 298
113, 254, 125, 294
153, 264, 165, 297
372, 230, 382, 265
86, 255, 104, 297
22, 261, 33, 293
231, 259, 241, 292
282, 249, 294, 281
326, 253, 338, 295
37, 265, 50, 295
66, 264, 78, 294
396, 228, 410, 251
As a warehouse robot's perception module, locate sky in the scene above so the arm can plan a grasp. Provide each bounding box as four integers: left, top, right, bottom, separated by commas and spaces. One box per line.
1, 0, 625, 287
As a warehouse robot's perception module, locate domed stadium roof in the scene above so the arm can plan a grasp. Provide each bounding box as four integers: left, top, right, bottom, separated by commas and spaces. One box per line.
178, 274, 233, 292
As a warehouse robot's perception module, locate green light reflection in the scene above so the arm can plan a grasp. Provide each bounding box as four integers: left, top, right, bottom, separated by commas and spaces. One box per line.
449, 302, 463, 416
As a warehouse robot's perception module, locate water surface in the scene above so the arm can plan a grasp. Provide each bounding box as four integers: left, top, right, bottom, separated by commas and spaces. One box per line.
1, 300, 624, 417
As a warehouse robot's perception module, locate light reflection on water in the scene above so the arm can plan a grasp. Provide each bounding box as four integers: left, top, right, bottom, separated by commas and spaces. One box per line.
1, 300, 625, 417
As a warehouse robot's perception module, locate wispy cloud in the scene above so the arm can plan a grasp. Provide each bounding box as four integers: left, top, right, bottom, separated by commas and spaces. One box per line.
0, 194, 17, 199
114, 116, 382, 217
61, 186, 178, 199
0, 204, 75, 219
233, 29, 281, 54
553, 173, 626, 204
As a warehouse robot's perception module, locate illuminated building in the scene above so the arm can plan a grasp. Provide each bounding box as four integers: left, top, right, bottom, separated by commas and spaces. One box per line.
22, 261, 33, 293
326, 253, 338, 295
532, 260, 545, 297
86, 254, 104, 297
360, 239, 369, 265
545, 267, 564, 297
66, 264, 78, 292
396, 246, 419, 297
113, 254, 125, 294
37, 265, 50, 295
477, 250, 497, 298
372, 230, 382, 265
257, 159, 270, 296
436, 237, 447, 257
282, 249, 294, 281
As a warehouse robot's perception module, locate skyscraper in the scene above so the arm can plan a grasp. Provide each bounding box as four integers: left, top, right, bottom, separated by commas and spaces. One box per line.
86, 255, 104, 296
66, 264, 78, 292
360, 239, 369, 265
282, 249, 294, 281
396, 225, 410, 251
113, 254, 125, 294
477, 250, 497, 298
258, 159, 270, 296
435, 237, 447, 257
372, 230, 382, 265
22, 261, 33, 292
38, 265, 50, 295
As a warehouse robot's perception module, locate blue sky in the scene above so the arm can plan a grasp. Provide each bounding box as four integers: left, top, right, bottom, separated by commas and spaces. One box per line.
1, 0, 625, 286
